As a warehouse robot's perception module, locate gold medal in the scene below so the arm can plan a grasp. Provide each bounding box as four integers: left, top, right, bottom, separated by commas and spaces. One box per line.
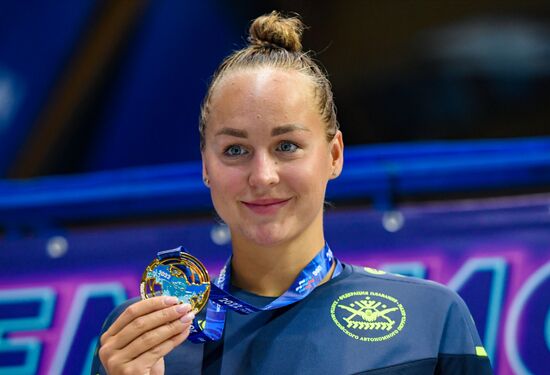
141, 251, 211, 313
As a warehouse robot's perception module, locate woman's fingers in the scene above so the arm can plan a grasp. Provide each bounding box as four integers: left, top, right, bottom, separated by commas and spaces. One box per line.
108, 301, 193, 349
98, 298, 195, 374
123, 326, 191, 374
101, 296, 178, 344
151, 358, 165, 375
101, 296, 176, 342
118, 309, 195, 358
100, 316, 193, 374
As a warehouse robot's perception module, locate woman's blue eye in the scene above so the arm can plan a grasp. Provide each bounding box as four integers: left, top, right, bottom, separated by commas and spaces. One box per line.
225, 145, 247, 156
277, 141, 298, 152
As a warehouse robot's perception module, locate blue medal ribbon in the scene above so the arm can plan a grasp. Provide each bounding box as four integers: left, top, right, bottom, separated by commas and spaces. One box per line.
187, 243, 342, 343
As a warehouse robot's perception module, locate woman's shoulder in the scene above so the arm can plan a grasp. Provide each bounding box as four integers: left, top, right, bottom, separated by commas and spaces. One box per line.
335, 262, 478, 332
343, 263, 461, 301
327, 263, 492, 373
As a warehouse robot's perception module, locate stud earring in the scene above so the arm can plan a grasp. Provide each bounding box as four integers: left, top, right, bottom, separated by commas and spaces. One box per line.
203, 177, 210, 187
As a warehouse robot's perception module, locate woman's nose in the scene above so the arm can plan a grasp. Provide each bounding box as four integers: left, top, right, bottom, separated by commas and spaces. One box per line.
248, 152, 279, 187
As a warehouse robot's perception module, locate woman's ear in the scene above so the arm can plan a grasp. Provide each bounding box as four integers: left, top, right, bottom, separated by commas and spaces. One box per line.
329, 130, 344, 179
202, 159, 210, 187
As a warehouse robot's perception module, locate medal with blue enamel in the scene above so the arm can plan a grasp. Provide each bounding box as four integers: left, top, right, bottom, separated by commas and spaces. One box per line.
140, 247, 211, 313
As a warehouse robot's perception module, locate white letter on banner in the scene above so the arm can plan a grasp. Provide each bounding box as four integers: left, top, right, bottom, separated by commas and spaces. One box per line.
447, 257, 507, 364
48, 283, 127, 375
505, 261, 550, 375
0, 287, 56, 375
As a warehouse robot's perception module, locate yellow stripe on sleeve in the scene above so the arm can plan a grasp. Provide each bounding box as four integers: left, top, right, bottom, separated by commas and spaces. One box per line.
475, 346, 488, 357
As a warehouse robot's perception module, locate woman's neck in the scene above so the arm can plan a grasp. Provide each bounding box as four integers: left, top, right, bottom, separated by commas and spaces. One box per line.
229, 235, 333, 297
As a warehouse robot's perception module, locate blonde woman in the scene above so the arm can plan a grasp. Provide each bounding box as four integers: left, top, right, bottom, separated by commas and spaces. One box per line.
93, 12, 492, 375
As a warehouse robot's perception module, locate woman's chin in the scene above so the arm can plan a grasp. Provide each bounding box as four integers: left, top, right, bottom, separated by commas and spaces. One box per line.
239, 226, 291, 248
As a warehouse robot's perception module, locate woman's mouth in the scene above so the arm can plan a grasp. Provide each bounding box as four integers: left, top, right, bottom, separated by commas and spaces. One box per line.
242, 198, 292, 215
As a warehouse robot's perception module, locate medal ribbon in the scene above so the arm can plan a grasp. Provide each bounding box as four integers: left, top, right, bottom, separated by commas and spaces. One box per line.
186, 243, 342, 343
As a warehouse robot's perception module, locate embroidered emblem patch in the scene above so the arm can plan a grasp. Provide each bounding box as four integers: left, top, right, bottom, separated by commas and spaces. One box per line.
330, 291, 406, 342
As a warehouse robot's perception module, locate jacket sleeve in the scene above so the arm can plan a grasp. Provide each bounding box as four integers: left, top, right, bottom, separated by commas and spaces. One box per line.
435, 292, 493, 374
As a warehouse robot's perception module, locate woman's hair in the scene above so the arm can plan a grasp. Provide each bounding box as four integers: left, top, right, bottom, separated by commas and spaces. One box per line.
199, 11, 339, 149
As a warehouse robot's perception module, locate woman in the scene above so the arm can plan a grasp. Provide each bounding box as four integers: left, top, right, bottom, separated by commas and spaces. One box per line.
92, 11, 492, 375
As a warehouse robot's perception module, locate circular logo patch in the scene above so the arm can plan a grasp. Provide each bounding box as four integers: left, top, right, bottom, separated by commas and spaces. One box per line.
330, 291, 406, 342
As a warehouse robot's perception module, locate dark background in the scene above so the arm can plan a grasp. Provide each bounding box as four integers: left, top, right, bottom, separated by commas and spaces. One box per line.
1, 0, 548, 178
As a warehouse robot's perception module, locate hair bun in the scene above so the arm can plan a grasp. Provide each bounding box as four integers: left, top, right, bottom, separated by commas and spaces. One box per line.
248, 11, 304, 53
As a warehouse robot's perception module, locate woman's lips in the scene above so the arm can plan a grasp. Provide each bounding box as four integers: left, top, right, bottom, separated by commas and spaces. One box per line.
242, 198, 292, 214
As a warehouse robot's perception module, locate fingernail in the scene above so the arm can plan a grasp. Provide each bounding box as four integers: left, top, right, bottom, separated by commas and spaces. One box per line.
180, 311, 195, 323
164, 296, 178, 305
175, 303, 191, 314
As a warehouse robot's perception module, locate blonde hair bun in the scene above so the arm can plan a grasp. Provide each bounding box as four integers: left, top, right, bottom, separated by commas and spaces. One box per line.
248, 11, 304, 53
200, 11, 339, 150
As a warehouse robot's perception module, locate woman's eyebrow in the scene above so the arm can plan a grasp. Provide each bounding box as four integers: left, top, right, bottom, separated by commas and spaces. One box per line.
271, 124, 310, 136
215, 128, 248, 138
215, 124, 310, 138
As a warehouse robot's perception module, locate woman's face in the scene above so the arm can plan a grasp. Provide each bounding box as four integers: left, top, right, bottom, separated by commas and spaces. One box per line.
202, 68, 343, 248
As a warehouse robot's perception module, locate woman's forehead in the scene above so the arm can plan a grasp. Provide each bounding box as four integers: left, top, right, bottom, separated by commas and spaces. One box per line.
207, 68, 317, 120
212, 67, 315, 102
200, 68, 330, 144
206, 72, 324, 138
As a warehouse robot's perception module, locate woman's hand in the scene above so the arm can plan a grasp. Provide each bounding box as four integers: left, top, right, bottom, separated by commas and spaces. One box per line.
98, 296, 195, 375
